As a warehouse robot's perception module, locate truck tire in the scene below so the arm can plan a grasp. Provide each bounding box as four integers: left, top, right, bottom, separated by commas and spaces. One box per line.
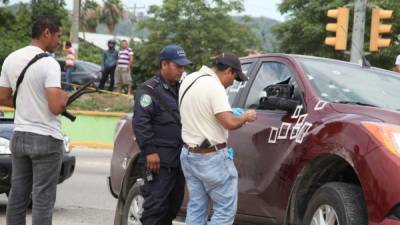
122, 179, 145, 225
303, 182, 367, 225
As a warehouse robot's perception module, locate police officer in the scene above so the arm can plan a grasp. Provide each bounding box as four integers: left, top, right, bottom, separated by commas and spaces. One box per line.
133, 45, 192, 225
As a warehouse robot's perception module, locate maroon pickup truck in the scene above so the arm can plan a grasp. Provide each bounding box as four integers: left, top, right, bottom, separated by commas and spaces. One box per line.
109, 54, 400, 225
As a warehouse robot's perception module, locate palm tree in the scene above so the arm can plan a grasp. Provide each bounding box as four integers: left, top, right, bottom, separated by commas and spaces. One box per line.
100, 0, 124, 35
81, 0, 102, 34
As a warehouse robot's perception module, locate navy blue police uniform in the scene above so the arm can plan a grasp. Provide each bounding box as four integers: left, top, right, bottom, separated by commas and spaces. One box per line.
133, 72, 185, 225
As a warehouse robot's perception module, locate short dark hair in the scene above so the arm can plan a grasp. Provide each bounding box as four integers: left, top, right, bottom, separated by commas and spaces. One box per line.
31, 15, 61, 39
66, 41, 72, 47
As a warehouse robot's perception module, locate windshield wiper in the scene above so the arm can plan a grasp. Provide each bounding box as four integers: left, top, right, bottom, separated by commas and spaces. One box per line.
336, 101, 378, 108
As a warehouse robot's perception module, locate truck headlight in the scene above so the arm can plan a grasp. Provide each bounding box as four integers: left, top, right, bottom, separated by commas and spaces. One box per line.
0, 137, 11, 155
362, 122, 400, 157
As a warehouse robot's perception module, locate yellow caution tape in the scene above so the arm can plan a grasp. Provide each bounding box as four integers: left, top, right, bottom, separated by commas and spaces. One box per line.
61, 81, 132, 98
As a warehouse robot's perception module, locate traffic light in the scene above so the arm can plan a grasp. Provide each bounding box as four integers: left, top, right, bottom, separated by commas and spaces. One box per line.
325, 7, 350, 50
369, 7, 393, 52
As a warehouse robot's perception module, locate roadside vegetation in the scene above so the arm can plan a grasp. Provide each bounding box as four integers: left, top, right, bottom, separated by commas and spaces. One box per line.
68, 92, 133, 113
1, 0, 399, 112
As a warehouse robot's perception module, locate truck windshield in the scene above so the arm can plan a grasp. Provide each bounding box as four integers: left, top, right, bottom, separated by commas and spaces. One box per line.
299, 57, 400, 111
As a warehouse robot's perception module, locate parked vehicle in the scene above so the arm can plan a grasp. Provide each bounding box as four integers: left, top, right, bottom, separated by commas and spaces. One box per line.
0, 114, 76, 196
109, 54, 400, 225
57, 59, 102, 90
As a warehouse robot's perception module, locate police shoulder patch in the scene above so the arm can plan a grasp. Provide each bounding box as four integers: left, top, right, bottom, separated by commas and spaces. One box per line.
140, 94, 152, 108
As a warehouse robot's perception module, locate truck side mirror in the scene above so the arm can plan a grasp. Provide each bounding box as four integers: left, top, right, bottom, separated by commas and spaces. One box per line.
258, 84, 300, 113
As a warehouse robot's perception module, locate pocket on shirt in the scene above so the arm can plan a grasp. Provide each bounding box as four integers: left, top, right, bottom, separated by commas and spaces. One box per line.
158, 107, 179, 124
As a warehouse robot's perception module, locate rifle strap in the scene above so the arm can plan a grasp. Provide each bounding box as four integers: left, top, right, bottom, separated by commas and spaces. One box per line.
13, 53, 49, 108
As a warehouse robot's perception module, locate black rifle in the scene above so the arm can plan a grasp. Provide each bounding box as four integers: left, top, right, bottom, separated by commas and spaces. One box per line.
62, 82, 99, 122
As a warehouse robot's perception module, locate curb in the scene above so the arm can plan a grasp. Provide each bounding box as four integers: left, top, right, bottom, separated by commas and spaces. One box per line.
68, 110, 125, 117
1, 107, 126, 118
70, 141, 113, 149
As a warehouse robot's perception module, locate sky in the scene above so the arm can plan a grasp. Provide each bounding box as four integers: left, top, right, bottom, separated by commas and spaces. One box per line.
7, 0, 285, 21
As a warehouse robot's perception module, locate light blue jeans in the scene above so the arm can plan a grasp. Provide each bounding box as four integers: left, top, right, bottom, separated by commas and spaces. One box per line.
180, 147, 238, 225
65, 67, 73, 91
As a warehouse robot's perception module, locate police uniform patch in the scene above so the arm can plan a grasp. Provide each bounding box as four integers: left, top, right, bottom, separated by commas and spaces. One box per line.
140, 94, 152, 108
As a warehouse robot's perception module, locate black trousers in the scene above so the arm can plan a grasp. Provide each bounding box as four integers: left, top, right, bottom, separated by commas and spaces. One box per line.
98, 65, 116, 91
140, 166, 185, 225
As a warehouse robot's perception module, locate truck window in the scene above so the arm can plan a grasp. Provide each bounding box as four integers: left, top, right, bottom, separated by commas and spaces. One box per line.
245, 62, 297, 109
227, 63, 253, 105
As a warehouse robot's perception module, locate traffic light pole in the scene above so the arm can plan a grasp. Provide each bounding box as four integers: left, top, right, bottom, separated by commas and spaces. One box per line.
350, 0, 367, 63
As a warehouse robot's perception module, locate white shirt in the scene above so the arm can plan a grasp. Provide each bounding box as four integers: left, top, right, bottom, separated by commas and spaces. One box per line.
179, 66, 232, 146
395, 55, 400, 66
0, 45, 64, 140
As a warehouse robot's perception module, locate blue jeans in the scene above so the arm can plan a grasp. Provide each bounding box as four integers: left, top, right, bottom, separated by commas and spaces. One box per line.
7, 131, 63, 225
65, 67, 73, 91
180, 147, 238, 225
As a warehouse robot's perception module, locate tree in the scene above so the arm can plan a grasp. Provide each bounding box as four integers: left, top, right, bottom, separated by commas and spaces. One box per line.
0, 1, 71, 71
31, 0, 71, 45
132, 0, 261, 87
100, 0, 124, 34
81, 0, 101, 33
31, 0, 68, 22
273, 0, 400, 69
0, 3, 31, 71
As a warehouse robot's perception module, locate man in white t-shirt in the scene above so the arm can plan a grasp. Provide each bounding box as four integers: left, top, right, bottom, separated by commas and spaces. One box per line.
395, 55, 400, 72
0, 15, 68, 225
179, 53, 257, 225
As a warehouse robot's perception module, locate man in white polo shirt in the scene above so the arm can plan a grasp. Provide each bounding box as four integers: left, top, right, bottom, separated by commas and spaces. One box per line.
179, 53, 257, 225
0, 15, 68, 225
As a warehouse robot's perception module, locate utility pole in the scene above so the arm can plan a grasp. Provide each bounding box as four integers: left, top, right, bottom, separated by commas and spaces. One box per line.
126, 3, 145, 23
71, 0, 80, 58
350, 0, 367, 63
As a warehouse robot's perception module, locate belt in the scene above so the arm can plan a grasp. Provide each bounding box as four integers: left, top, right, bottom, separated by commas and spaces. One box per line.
183, 143, 227, 154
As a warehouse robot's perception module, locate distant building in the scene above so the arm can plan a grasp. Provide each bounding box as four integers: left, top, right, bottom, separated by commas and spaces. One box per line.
78, 32, 143, 50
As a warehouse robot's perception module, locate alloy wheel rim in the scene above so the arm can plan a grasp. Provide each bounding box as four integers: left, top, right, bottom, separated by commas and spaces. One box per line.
127, 194, 144, 225
310, 204, 339, 225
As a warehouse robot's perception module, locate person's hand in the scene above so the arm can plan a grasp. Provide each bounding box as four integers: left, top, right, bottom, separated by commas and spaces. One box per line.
146, 153, 160, 174
244, 109, 257, 122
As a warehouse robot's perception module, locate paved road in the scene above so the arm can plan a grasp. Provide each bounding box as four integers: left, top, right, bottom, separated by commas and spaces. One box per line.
0, 148, 118, 225
0, 148, 188, 225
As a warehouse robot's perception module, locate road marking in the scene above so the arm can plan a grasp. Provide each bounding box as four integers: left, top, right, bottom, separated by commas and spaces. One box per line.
173, 222, 185, 225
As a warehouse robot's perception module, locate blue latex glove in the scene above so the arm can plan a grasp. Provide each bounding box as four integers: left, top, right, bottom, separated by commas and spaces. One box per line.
227, 147, 235, 160
232, 108, 244, 116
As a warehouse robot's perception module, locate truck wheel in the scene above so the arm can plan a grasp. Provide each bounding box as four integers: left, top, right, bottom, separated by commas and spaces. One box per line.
122, 179, 145, 225
303, 182, 367, 225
